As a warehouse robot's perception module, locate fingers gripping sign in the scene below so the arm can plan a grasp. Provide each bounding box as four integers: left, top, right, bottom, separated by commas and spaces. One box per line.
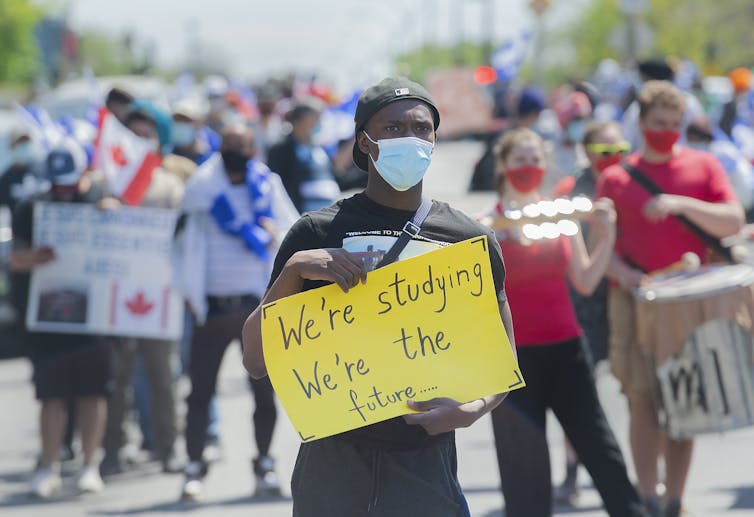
289, 248, 368, 292
403, 397, 481, 435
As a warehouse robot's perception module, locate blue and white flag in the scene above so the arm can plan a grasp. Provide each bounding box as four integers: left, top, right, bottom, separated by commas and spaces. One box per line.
490, 30, 532, 83
674, 60, 700, 93
14, 104, 65, 152
205, 156, 274, 259
317, 88, 362, 157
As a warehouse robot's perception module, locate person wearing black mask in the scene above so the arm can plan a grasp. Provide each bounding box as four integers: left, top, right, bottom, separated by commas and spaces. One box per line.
174, 124, 299, 502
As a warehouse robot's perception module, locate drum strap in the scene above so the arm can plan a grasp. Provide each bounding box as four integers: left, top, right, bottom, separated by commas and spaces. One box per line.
621, 163, 735, 263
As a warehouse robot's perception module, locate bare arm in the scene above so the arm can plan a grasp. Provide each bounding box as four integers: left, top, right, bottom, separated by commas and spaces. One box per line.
242, 248, 368, 379
9, 245, 55, 272
567, 199, 616, 296
606, 252, 650, 290
403, 294, 516, 435
643, 196, 744, 238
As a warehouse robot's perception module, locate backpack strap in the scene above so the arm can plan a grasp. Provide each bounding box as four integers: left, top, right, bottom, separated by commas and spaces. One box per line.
375, 197, 433, 269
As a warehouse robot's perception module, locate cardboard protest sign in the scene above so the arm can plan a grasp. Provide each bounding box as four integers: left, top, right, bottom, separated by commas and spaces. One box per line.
261, 236, 524, 442
26, 202, 183, 339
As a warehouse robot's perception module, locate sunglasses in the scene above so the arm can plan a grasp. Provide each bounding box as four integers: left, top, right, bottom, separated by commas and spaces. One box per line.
585, 142, 631, 156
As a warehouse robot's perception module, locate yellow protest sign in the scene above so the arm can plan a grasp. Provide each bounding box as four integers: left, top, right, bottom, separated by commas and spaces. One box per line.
261, 236, 524, 442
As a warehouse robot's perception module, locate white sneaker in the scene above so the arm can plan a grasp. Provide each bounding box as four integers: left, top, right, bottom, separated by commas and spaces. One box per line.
181, 461, 206, 502
77, 465, 104, 493
253, 456, 281, 496
30, 465, 62, 499
181, 478, 204, 502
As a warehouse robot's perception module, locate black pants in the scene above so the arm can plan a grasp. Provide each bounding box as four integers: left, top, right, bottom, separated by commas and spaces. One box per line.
491, 338, 645, 517
291, 434, 470, 517
185, 296, 277, 465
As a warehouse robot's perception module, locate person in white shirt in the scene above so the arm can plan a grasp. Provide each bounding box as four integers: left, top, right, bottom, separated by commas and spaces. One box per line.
172, 124, 298, 502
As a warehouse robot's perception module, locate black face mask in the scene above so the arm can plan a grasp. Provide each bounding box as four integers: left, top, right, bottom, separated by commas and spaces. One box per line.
221, 150, 251, 173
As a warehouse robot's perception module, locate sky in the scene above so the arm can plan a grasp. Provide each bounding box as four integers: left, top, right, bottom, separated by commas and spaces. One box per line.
66, 0, 585, 91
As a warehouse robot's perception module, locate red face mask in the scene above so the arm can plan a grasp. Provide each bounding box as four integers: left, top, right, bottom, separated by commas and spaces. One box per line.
643, 129, 680, 154
504, 165, 545, 193
593, 154, 622, 174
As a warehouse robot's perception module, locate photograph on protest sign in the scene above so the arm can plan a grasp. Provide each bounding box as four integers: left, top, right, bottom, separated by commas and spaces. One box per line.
343, 232, 443, 272
36, 282, 90, 325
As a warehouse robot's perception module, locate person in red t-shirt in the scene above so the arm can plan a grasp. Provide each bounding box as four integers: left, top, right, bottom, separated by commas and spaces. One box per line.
596, 80, 745, 517
486, 128, 645, 517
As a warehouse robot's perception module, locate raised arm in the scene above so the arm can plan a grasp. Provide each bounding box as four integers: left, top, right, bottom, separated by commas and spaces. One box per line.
567, 198, 617, 295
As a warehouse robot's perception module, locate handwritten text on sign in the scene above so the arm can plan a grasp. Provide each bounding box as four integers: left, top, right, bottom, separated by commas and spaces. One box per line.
261, 237, 524, 442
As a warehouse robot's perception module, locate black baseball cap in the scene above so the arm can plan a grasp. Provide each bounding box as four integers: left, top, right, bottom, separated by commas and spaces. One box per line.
638, 57, 675, 82
352, 77, 440, 171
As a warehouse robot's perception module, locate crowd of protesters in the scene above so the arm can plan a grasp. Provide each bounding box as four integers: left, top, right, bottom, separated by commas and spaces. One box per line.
1, 73, 364, 502
1, 53, 754, 517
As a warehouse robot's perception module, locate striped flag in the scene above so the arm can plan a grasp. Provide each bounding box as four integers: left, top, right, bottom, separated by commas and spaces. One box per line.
94, 109, 162, 206
490, 30, 532, 83
14, 104, 66, 152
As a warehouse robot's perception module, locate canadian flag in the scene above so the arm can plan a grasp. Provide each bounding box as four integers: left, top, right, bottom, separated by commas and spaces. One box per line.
109, 283, 170, 332
94, 108, 162, 206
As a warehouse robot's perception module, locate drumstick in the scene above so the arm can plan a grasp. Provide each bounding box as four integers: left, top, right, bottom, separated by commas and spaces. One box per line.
649, 252, 701, 277
730, 244, 749, 264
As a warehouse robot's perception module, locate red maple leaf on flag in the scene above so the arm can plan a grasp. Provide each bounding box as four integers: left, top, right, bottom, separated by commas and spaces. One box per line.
111, 145, 128, 166
125, 291, 154, 315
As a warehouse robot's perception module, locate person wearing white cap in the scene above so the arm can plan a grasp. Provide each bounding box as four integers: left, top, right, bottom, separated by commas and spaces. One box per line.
170, 98, 220, 167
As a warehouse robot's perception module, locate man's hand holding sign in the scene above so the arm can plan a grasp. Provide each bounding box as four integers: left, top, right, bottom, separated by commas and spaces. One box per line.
246, 237, 523, 441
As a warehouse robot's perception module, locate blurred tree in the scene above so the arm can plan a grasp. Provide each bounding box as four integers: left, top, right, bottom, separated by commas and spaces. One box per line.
396, 43, 488, 83
77, 30, 139, 76
0, 0, 43, 83
565, 0, 754, 76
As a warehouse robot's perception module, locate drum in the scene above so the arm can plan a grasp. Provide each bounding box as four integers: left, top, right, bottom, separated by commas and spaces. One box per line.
634, 264, 754, 438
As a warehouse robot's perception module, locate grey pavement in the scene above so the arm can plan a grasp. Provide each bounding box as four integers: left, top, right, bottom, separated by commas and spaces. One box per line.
1, 347, 754, 517
1, 141, 753, 516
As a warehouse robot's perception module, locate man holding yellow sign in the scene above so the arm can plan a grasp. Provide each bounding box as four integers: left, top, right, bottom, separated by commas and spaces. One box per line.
242, 77, 520, 516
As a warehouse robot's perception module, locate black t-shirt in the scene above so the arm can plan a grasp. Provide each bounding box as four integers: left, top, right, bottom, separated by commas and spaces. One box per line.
12, 188, 105, 355
267, 135, 338, 213
268, 192, 507, 449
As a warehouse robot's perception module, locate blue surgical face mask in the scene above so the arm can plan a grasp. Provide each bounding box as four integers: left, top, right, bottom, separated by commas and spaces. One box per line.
172, 122, 196, 147
11, 141, 35, 166
363, 131, 434, 191
566, 119, 586, 143
310, 122, 322, 141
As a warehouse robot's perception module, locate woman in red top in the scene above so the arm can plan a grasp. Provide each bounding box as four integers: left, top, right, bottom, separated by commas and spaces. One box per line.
487, 128, 645, 517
